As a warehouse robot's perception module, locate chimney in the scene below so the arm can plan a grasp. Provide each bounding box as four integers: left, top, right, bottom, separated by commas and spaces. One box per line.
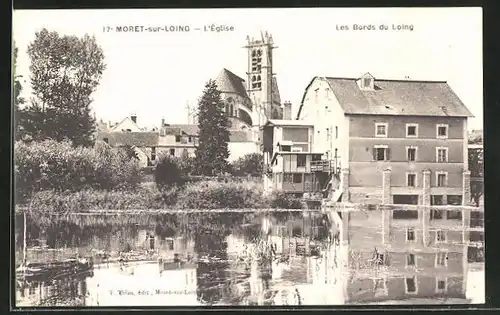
283, 101, 292, 120
161, 117, 165, 127
130, 113, 137, 124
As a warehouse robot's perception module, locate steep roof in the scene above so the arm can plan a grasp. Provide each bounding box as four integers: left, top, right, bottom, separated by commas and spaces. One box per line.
97, 131, 159, 147
215, 68, 249, 98
162, 124, 199, 136
266, 119, 314, 127
229, 130, 252, 142
298, 76, 474, 118
109, 116, 146, 132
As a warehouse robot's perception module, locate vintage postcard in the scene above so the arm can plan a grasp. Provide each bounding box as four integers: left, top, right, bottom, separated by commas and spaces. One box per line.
12, 7, 483, 308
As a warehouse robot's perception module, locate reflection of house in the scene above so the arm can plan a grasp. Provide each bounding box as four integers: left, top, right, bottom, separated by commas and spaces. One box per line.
328, 207, 478, 304
137, 230, 195, 261
17, 277, 88, 307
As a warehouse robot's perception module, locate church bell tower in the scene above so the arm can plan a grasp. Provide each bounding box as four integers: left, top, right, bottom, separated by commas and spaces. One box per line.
245, 31, 280, 127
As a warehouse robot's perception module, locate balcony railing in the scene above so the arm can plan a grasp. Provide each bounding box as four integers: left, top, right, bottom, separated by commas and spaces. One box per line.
310, 160, 334, 172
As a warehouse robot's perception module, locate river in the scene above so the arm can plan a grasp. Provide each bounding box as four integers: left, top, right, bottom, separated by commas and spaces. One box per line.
14, 211, 484, 307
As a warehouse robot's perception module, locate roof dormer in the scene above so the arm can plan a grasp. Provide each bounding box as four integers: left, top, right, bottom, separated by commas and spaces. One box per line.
357, 72, 375, 90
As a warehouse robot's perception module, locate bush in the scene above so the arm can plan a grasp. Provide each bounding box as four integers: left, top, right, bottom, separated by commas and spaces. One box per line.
231, 153, 263, 177
154, 155, 183, 188
25, 186, 167, 214
176, 180, 266, 209
267, 191, 305, 209
14, 139, 141, 202
178, 155, 196, 175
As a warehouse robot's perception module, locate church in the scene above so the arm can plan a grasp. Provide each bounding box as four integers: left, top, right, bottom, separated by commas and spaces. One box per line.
96, 31, 290, 163
213, 31, 290, 159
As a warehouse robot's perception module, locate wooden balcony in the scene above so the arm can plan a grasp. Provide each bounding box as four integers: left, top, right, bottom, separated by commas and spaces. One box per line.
310, 160, 333, 172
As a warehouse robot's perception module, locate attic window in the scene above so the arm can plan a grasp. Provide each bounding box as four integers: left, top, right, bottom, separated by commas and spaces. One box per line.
363, 78, 371, 88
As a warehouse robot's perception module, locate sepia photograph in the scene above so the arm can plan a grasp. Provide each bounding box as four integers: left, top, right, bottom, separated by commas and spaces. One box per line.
12, 7, 484, 308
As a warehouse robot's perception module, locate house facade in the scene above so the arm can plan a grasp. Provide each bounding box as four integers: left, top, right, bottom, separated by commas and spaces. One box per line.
296, 73, 474, 206
262, 120, 334, 197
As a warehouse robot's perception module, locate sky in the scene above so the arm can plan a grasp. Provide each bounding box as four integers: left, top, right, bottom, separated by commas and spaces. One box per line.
13, 7, 483, 130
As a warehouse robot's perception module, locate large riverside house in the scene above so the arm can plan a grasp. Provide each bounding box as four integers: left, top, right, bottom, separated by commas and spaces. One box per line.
293, 73, 480, 303
296, 72, 474, 206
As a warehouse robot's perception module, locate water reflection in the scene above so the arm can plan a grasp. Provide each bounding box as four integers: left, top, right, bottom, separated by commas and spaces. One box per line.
15, 211, 477, 307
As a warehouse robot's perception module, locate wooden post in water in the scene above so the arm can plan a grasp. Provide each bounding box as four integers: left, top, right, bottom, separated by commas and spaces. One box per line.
23, 210, 27, 266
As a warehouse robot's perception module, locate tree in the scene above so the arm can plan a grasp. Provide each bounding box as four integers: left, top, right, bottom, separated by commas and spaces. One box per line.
194, 80, 230, 176
468, 147, 483, 207
21, 28, 106, 147
13, 42, 26, 141
12, 42, 25, 111
231, 153, 263, 177
154, 155, 183, 188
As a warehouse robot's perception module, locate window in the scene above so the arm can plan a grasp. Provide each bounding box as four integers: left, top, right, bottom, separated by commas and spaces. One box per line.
175, 135, 181, 142
312, 154, 322, 161
406, 254, 416, 267
373, 252, 387, 266
407, 173, 417, 187
297, 155, 306, 167
375, 123, 388, 137
284, 174, 293, 183
446, 195, 463, 220
373, 145, 390, 161
393, 210, 419, 219
436, 230, 447, 243
446, 210, 462, 220
447, 195, 462, 205
436, 278, 447, 294
188, 136, 192, 143
166, 239, 174, 250
103, 137, 109, 144
170, 148, 175, 156
335, 126, 338, 139
406, 228, 416, 242
151, 147, 156, 161
363, 78, 371, 88
406, 124, 418, 137
436, 147, 448, 163
436, 172, 447, 187
436, 252, 448, 267
314, 88, 319, 103
437, 124, 449, 139
405, 277, 417, 294
407, 147, 417, 162
125, 128, 132, 132
292, 174, 302, 183
326, 128, 330, 141
281, 145, 291, 152
431, 195, 444, 220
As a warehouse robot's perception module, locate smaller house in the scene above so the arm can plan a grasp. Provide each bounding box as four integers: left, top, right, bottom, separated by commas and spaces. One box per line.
96, 131, 159, 167
261, 120, 337, 198
158, 122, 199, 159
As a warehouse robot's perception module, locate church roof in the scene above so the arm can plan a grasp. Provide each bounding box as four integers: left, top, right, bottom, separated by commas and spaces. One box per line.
215, 68, 249, 99
298, 76, 474, 118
